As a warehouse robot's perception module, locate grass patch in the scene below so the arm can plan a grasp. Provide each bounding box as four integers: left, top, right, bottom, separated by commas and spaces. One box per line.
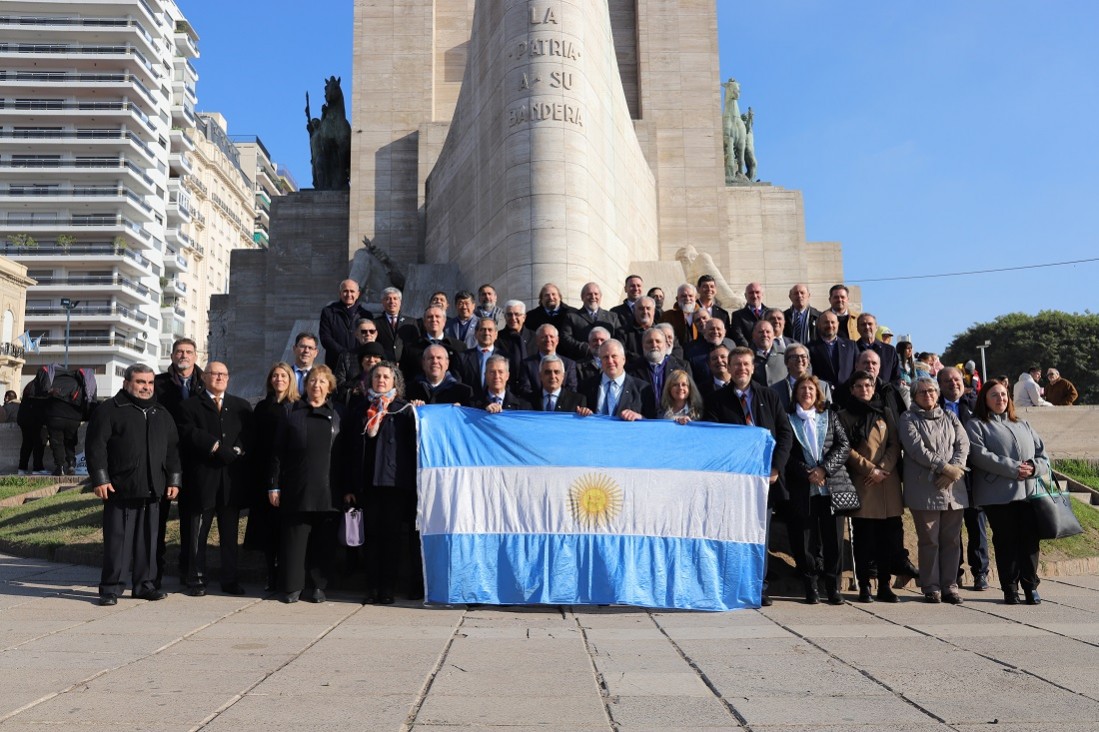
0, 489, 104, 553
1042, 497, 1099, 560
0, 476, 57, 501
1055, 458, 1099, 491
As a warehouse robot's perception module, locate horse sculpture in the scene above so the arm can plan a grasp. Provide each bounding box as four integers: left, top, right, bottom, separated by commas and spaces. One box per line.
722, 78, 747, 184
305, 76, 351, 190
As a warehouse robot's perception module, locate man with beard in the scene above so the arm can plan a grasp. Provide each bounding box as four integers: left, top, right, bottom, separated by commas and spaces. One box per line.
660, 284, 704, 347
627, 327, 691, 400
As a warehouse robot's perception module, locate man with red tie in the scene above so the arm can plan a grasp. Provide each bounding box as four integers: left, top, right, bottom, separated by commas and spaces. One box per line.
729, 281, 769, 348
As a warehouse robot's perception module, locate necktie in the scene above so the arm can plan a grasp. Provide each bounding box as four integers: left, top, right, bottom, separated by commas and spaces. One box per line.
602, 381, 617, 415
544, 393, 555, 412
480, 348, 490, 385
753, 307, 760, 319
793, 310, 804, 341
214, 395, 222, 412
180, 379, 189, 400
492, 394, 503, 405
389, 315, 397, 329
739, 392, 753, 425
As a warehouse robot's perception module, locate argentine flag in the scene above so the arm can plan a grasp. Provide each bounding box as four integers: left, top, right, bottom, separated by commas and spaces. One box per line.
417, 406, 774, 611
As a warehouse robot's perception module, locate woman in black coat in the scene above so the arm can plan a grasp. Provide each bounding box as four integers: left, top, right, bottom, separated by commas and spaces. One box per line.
243, 362, 299, 591
344, 361, 418, 605
784, 374, 855, 605
269, 365, 342, 603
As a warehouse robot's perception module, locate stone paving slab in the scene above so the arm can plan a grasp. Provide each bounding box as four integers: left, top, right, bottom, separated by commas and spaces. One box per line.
4, 553, 1099, 730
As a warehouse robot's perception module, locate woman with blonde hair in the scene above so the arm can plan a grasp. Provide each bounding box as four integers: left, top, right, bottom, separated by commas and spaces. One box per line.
660, 369, 702, 423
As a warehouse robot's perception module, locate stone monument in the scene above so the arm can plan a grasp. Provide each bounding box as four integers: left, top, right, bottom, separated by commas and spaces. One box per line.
210, 1, 851, 392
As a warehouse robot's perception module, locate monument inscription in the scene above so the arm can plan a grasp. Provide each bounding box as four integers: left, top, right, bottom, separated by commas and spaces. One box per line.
507, 3, 585, 130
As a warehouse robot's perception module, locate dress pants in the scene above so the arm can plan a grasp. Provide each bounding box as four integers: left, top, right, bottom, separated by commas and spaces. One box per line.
18, 422, 47, 471
910, 508, 964, 594
959, 507, 989, 580
155, 497, 190, 588
280, 512, 335, 594
185, 503, 240, 588
45, 416, 79, 472
982, 501, 1041, 591
365, 486, 421, 597
852, 517, 895, 588
100, 498, 159, 597
786, 496, 843, 583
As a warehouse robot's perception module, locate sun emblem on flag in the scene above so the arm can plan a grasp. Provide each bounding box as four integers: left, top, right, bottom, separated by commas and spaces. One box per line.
568, 473, 624, 530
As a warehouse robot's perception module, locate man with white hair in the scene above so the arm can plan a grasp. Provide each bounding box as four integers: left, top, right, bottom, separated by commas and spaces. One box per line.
564, 282, 623, 359
475, 355, 530, 412
1044, 368, 1078, 406
497, 299, 536, 391
577, 326, 611, 384
771, 343, 831, 411
518, 323, 578, 399
373, 287, 418, 362
686, 317, 738, 384
655, 321, 685, 361
660, 283, 704, 346
579, 339, 656, 420
627, 327, 691, 399
622, 296, 657, 361
751, 320, 786, 387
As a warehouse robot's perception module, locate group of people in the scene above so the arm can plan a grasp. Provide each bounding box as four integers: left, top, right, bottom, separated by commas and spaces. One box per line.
84, 274, 1056, 609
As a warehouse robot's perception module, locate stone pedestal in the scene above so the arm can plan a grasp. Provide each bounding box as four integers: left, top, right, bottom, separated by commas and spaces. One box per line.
208, 190, 350, 398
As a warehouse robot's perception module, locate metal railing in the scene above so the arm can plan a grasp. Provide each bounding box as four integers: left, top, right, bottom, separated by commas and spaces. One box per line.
25, 303, 151, 324
31, 274, 152, 298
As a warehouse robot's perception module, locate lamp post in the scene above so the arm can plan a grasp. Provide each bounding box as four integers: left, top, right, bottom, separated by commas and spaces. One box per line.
976, 339, 991, 382
60, 298, 80, 369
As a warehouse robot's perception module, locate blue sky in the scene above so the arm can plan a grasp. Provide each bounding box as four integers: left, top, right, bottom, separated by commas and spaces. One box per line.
183, 1, 1098, 355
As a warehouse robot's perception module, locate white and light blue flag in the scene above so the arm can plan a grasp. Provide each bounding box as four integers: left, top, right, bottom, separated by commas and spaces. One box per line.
417, 406, 774, 611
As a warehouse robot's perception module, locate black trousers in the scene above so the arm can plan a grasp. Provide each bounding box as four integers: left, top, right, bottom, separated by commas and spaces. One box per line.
959, 507, 990, 579
364, 487, 421, 597
185, 504, 240, 587
983, 501, 1041, 591
852, 517, 896, 587
100, 498, 159, 597
156, 497, 191, 588
280, 512, 335, 594
45, 416, 79, 471
18, 422, 47, 471
786, 495, 844, 582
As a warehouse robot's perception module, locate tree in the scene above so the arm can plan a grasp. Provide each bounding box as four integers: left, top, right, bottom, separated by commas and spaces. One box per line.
7, 233, 37, 250
943, 310, 1099, 404
56, 234, 76, 253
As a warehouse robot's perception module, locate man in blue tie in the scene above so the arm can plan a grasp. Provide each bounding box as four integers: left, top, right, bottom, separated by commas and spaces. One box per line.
290, 333, 318, 394
477, 355, 530, 412
578, 339, 655, 420
783, 283, 821, 345
939, 366, 988, 591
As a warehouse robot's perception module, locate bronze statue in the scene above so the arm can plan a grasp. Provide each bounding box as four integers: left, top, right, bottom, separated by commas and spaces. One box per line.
741, 107, 757, 181
305, 76, 351, 190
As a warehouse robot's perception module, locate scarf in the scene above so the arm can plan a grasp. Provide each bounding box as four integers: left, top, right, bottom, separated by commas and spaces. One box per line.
364, 388, 395, 438
120, 389, 157, 411
840, 392, 886, 447
792, 404, 828, 465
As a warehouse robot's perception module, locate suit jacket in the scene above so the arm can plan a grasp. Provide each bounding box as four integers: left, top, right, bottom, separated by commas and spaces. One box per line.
808, 337, 858, 388
563, 308, 623, 358
703, 382, 794, 505
626, 354, 692, 398
496, 328, 536, 389
576, 357, 603, 386
729, 304, 769, 348
406, 377, 474, 406
453, 346, 503, 399
610, 300, 637, 327
399, 335, 466, 381
178, 392, 255, 512
698, 302, 730, 327
579, 373, 657, 419
319, 301, 374, 368
518, 352, 578, 400
474, 389, 532, 411
373, 313, 419, 362
660, 307, 704, 348
444, 316, 480, 349
531, 388, 587, 413
856, 339, 902, 384
783, 306, 821, 344
752, 346, 787, 388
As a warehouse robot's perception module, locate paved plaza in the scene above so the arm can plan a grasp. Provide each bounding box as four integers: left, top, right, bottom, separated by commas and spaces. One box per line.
3, 555, 1099, 730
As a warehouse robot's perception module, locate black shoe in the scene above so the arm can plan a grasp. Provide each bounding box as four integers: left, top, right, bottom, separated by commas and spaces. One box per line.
876, 585, 899, 603
973, 575, 990, 591
943, 593, 964, 605
309, 589, 326, 604
803, 579, 820, 605
220, 583, 246, 596
187, 586, 206, 597
1004, 590, 1020, 605
858, 587, 874, 603
826, 590, 844, 606
377, 593, 395, 605
281, 591, 300, 604
898, 559, 919, 578
1024, 589, 1042, 605
99, 594, 118, 606
924, 592, 941, 604
135, 589, 168, 601
759, 593, 772, 607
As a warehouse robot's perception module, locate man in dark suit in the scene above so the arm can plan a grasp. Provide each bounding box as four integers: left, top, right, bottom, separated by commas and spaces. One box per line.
444, 290, 479, 349
176, 361, 253, 597
784, 283, 821, 345
728, 281, 768, 348
610, 274, 645, 326
523, 283, 577, 355
400, 306, 466, 381
622, 296, 658, 361
939, 366, 987, 590
407, 345, 474, 405
373, 286, 419, 362
563, 282, 623, 359
703, 346, 794, 606
696, 274, 731, 327
518, 324, 578, 399
454, 317, 502, 401
808, 311, 858, 390
576, 326, 611, 385
660, 284, 704, 348
855, 312, 902, 385
319, 279, 374, 369
475, 355, 531, 412
579, 339, 656, 420
771, 343, 833, 411
497, 300, 537, 392
686, 318, 738, 384
532, 354, 588, 413
696, 345, 733, 399
627, 327, 690, 401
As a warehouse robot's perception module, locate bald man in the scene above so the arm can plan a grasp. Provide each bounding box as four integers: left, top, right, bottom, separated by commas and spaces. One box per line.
319, 279, 374, 368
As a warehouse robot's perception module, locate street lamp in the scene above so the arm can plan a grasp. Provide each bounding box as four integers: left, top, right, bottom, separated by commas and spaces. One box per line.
60, 298, 80, 369
976, 340, 991, 382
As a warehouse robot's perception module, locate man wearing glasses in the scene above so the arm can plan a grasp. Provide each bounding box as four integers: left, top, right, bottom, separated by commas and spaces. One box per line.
291, 333, 319, 393
319, 279, 373, 368
177, 362, 254, 597
333, 317, 379, 391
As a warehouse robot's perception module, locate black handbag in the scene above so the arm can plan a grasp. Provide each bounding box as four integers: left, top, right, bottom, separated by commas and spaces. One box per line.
830, 488, 861, 514
1028, 473, 1083, 540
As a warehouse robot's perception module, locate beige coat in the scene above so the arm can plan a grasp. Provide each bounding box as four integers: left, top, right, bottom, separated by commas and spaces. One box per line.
845, 415, 904, 519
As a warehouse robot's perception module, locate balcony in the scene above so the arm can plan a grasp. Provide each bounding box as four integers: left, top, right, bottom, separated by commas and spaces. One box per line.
0, 184, 153, 216
169, 127, 194, 152
31, 273, 154, 301
25, 303, 153, 327
168, 150, 192, 175
0, 156, 157, 194
0, 241, 155, 274
163, 249, 188, 273
162, 277, 187, 296
36, 334, 148, 355
0, 43, 159, 84
0, 16, 159, 56
0, 98, 158, 134
0, 214, 153, 246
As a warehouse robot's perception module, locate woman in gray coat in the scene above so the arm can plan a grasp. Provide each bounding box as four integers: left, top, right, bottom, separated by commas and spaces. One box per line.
899, 377, 970, 604
965, 379, 1051, 605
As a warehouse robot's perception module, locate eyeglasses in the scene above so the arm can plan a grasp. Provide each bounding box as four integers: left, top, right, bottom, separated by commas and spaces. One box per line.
297, 345, 317, 351
359, 329, 377, 335
207, 372, 229, 379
